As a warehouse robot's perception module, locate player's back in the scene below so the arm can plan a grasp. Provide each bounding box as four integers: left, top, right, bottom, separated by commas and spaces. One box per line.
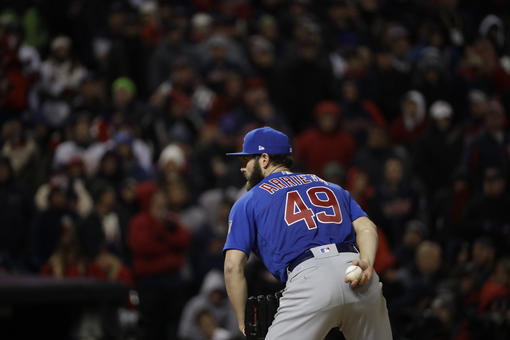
249, 171, 362, 281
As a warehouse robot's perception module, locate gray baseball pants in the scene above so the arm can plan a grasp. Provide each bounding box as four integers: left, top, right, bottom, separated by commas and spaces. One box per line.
266, 245, 392, 340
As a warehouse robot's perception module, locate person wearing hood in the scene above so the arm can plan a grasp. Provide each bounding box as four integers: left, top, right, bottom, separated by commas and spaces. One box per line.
390, 90, 428, 146
461, 89, 488, 141
412, 47, 451, 105
479, 14, 506, 56
178, 269, 238, 340
413, 100, 463, 200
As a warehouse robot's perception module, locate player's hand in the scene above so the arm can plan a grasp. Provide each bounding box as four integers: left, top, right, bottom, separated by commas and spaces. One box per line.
239, 322, 246, 336
345, 259, 373, 288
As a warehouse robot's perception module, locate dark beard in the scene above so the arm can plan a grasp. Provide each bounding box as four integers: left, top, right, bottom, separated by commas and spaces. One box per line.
246, 161, 265, 191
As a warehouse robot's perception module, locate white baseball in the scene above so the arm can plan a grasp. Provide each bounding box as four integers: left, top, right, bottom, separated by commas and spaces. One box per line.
345, 265, 362, 281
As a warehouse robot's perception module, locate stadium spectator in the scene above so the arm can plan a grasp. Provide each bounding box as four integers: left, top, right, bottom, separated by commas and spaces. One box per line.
353, 126, 401, 186
178, 269, 238, 340
77, 183, 126, 262
148, 19, 194, 92
30, 184, 80, 270
462, 167, 510, 249
34, 170, 93, 218
413, 100, 463, 201
277, 18, 335, 132
128, 184, 191, 340
461, 89, 488, 141
390, 90, 428, 146
194, 309, 232, 340
0, 155, 32, 271
371, 156, 424, 247
52, 113, 104, 176
462, 100, 509, 187
388, 241, 443, 337
294, 100, 356, 176
1, 119, 42, 187
38, 36, 87, 127
190, 197, 233, 284
338, 79, 385, 145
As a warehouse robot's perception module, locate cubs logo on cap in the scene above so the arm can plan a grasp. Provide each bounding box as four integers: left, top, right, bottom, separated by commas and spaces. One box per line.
226, 127, 292, 156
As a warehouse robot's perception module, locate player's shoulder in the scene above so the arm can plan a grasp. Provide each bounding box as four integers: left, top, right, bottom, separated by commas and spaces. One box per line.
231, 189, 257, 211
327, 181, 350, 197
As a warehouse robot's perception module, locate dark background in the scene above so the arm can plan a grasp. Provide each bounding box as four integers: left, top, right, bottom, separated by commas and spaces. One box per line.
1, 0, 510, 339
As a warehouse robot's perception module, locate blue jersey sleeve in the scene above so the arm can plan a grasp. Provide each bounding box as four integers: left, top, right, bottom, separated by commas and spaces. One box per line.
223, 195, 257, 256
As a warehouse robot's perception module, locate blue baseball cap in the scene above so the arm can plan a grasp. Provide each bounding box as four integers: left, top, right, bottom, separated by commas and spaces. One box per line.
226, 127, 292, 156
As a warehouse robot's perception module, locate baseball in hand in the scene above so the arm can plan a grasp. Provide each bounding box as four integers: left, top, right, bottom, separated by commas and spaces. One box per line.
345, 265, 362, 282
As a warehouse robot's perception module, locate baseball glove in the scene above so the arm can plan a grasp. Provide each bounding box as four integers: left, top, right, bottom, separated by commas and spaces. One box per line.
245, 290, 282, 340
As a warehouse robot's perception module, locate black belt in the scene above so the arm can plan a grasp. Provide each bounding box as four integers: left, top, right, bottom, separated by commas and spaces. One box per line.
287, 243, 359, 273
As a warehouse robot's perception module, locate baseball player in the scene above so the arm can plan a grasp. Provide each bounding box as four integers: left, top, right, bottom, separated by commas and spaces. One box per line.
223, 127, 392, 340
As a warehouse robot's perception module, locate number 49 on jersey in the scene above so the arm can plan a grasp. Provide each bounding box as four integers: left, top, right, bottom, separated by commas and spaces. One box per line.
284, 186, 343, 230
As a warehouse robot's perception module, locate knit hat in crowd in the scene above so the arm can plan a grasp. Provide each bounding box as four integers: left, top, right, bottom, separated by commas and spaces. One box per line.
430, 101, 453, 120
112, 77, 136, 96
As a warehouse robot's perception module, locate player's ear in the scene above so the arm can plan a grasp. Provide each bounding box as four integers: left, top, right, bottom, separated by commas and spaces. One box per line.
260, 153, 270, 168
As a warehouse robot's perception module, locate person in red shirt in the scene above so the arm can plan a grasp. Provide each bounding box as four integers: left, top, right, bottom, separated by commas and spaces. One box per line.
294, 101, 356, 176
128, 182, 191, 278
127, 181, 191, 340
479, 257, 510, 312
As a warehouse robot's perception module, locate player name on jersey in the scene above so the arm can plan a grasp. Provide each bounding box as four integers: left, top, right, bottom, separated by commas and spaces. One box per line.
259, 173, 328, 195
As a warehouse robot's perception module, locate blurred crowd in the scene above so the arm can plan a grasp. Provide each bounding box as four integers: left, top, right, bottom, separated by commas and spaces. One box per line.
1, 0, 510, 339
